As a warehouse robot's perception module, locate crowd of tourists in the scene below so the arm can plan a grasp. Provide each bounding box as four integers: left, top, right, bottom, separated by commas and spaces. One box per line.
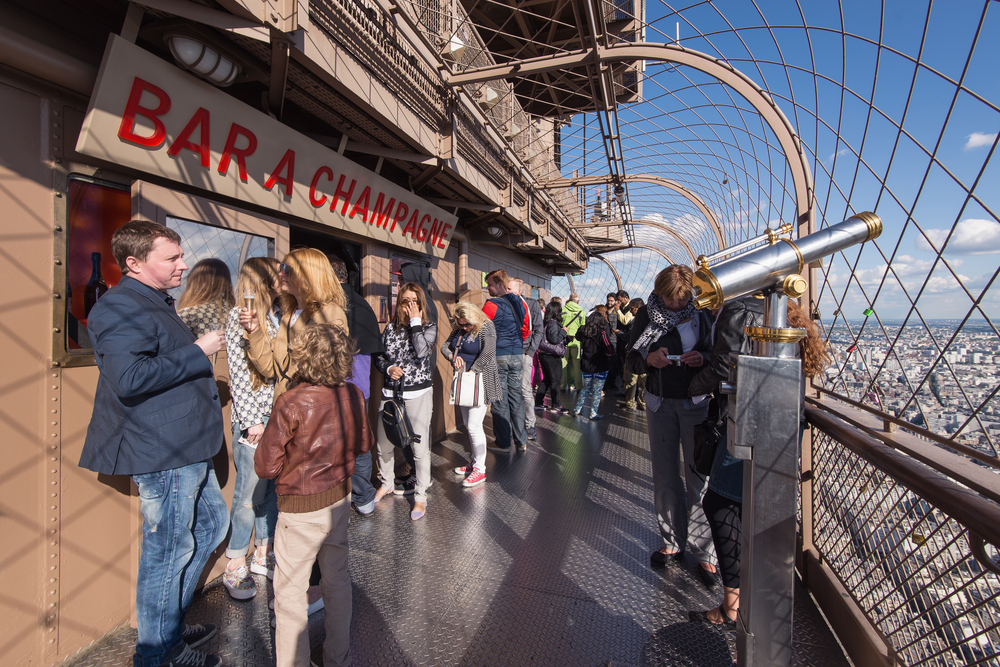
78, 219, 827, 667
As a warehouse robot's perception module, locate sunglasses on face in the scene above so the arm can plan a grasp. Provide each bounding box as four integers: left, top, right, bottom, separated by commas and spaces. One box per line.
279, 263, 290, 274
400, 298, 418, 305
458, 320, 473, 329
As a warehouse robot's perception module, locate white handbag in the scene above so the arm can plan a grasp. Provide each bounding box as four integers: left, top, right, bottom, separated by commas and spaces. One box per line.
450, 369, 485, 407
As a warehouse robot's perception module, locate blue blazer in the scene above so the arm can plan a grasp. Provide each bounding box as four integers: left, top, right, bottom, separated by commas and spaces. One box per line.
79, 276, 224, 476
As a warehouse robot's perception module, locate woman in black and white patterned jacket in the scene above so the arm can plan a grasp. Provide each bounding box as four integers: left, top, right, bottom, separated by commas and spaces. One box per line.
441, 301, 501, 488
373, 282, 438, 520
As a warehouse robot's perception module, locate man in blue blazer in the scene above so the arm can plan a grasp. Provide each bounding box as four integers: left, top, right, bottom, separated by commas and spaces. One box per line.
79, 220, 229, 667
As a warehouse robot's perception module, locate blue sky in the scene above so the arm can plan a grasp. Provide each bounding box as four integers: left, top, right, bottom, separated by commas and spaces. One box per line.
551, 0, 998, 322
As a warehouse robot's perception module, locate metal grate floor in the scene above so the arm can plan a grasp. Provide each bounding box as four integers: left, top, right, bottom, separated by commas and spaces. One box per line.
62, 393, 849, 667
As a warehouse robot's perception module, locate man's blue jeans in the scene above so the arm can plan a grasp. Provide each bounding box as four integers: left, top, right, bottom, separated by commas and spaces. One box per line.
226, 423, 278, 558
492, 354, 528, 449
131, 460, 229, 667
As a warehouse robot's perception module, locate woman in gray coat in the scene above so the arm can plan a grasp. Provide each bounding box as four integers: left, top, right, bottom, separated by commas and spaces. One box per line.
442, 301, 502, 486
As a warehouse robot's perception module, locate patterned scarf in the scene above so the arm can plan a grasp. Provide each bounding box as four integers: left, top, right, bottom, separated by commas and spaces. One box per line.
630, 293, 697, 359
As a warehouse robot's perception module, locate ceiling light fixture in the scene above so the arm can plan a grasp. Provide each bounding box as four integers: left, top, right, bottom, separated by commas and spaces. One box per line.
166, 35, 240, 87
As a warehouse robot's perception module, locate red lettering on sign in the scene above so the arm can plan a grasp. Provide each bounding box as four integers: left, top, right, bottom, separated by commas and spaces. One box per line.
390, 202, 408, 232
437, 224, 453, 249
370, 193, 396, 228
264, 149, 296, 197
416, 214, 431, 242
331, 175, 356, 215
309, 167, 333, 207
217, 123, 257, 181
167, 107, 211, 167
428, 218, 440, 246
402, 210, 420, 239
348, 186, 371, 222
118, 77, 171, 148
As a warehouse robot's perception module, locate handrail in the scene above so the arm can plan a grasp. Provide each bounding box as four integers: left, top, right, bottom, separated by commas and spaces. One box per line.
805, 405, 1000, 557
810, 384, 1000, 470
806, 394, 1000, 504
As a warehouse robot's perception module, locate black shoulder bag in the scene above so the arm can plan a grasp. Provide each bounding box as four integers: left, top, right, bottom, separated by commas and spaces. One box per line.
692, 396, 726, 476
380, 379, 420, 454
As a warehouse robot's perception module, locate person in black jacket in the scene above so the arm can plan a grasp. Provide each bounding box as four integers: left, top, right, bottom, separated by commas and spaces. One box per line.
535, 301, 569, 413
330, 258, 385, 515
625, 265, 716, 577
573, 306, 615, 420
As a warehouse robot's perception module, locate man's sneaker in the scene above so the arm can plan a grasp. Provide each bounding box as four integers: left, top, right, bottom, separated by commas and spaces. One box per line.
454, 464, 473, 476
307, 596, 325, 615
249, 551, 276, 579
526, 426, 537, 441
393, 475, 416, 495
181, 623, 216, 649
591, 414, 605, 421
160, 643, 220, 667
462, 469, 486, 487
222, 564, 256, 600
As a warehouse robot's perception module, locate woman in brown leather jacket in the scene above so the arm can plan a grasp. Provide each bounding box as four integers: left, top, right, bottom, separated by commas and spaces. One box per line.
256, 323, 372, 667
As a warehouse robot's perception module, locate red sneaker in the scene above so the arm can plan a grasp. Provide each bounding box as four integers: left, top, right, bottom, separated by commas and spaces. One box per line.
461, 469, 486, 487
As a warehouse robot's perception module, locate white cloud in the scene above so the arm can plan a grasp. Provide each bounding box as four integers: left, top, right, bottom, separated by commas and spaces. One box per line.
915, 218, 1000, 255
826, 148, 852, 164
963, 132, 997, 151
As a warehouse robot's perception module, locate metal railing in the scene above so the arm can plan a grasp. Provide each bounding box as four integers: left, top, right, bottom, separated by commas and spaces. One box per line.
805, 401, 1000, 666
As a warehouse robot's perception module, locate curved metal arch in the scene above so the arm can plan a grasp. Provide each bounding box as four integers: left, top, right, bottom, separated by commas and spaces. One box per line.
630, 220, 698, 263
588, 254, 622, 292
540, 174, 725, 250
447, 41, 815, 234
591, 244, 674, 265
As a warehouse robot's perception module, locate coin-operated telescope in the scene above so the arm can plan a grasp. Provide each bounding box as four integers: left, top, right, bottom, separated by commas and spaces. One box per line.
691, 212, 881, 667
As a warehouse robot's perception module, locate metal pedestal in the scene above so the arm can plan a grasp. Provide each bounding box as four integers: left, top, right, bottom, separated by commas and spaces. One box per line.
728, 353, 802, 666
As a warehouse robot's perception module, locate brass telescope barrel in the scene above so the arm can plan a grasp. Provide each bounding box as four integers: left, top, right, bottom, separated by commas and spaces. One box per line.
692, 212, 881, 310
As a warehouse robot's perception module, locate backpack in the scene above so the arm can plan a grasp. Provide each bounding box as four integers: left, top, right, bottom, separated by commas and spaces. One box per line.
380, 380, 420, 453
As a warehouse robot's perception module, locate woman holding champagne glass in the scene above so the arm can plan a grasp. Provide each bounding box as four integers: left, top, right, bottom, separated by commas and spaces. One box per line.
222, 257, 281, 599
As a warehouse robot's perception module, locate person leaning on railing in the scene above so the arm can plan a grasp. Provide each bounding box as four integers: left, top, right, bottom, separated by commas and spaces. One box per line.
687, 297, 830, 629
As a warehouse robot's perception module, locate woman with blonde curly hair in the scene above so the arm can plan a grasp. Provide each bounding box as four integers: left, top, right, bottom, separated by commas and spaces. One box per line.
239, 247, 348, 399
688, 298, 830, 630
255, 323, 372, 667
441, 301, 501, 488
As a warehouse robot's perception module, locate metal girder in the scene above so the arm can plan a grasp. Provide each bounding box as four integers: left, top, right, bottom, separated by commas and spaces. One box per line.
446, 41, 815, 234
540, 173, 725, 250
575, 219, 696, 262
591, 243, 673, 265
589, 254, 622, 291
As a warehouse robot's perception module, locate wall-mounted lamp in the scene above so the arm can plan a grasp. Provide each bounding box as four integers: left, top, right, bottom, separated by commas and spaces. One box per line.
486, 225, 504, 238
477, 87, 500, 111
543, 258, 555, 265
613, 184, 626, 206
503, 123, 522, 140
166, 35, 240, 86
440, 34, 465, 61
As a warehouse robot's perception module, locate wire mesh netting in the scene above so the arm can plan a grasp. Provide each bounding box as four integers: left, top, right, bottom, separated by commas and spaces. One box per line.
813, 430, 1000, 666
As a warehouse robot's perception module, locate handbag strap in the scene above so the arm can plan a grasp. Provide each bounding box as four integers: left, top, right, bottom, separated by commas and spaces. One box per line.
393, 377, 404, 401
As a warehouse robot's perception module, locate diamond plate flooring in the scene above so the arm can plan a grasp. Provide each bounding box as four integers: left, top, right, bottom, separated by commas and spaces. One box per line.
62, 392, 849, 667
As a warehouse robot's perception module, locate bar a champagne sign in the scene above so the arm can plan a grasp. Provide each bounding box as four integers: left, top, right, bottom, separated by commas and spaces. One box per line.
77, 36, 455, 258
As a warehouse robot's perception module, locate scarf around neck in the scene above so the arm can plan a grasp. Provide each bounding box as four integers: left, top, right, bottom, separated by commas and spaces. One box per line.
631, 293, 697, 359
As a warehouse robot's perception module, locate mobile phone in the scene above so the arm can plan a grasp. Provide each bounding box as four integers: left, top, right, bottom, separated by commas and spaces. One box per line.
665, 354, 683, 361
239, 436, 257, 450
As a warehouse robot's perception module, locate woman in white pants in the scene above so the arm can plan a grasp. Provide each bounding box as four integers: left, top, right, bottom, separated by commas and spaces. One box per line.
441, 302, 502, 487
373, 283, 437, 520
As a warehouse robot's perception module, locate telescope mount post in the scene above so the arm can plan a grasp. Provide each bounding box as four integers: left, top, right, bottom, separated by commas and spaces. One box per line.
725, 291, 806, 666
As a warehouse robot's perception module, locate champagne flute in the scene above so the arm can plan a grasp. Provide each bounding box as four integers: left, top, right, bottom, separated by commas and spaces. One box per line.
243, 289, 256, 314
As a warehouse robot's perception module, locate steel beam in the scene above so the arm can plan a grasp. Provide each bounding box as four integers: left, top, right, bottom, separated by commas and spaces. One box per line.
589, 254, 622, 291
574, 219, 696, 262
541, 173, 725, 250
446, 41, 815, 234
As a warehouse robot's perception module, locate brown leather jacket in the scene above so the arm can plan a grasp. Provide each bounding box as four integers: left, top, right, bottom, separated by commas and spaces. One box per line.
255, 382, 373, 512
